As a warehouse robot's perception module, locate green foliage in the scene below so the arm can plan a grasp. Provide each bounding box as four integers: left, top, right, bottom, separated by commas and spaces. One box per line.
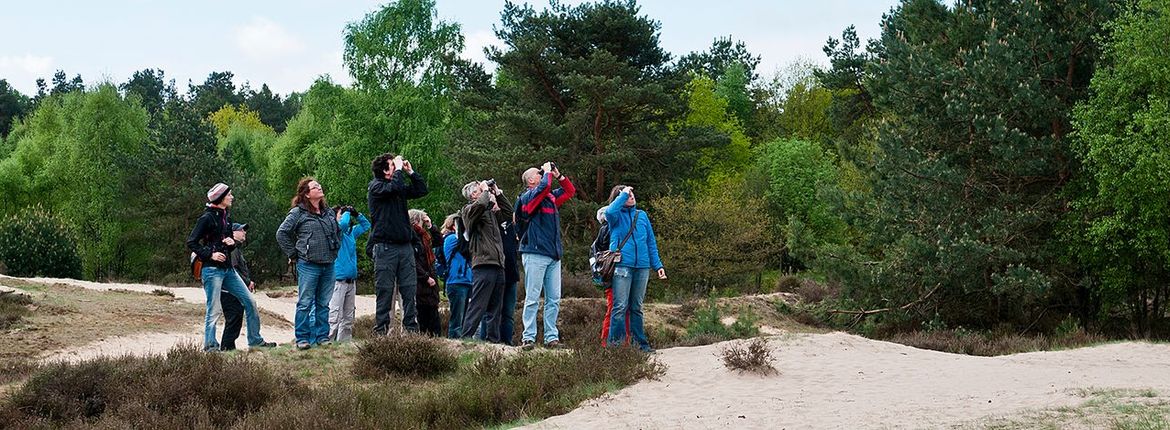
0, 206, 82, 278
685, 297, 759, 340
675, 74, 752, 189
0, 79, 32, 139
822, 0, 1115, 331
753, 139, 846, 260
352, 333, 459, 379
1, 84, 152, 279
652, 182, 779, 295
1069, 0, 1170, 335
456, 0, 687, 205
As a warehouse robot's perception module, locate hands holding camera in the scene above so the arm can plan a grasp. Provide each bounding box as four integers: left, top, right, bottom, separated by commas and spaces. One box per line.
540, 161, 561, 179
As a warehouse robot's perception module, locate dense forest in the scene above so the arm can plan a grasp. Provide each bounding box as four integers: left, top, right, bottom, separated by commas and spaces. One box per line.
1, 0, 1168, 338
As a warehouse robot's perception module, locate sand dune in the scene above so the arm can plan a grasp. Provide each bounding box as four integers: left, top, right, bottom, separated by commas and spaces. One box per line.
525, 333, 1170, 429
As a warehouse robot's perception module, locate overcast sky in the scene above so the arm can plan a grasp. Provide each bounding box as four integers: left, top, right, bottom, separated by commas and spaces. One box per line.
0, 0, 900, 96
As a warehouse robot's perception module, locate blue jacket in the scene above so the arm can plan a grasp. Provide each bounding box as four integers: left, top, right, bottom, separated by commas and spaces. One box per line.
604, 191, 663, 270
443, 232, 473, 285
516, 173, 576, 260
333, 212, 370, 281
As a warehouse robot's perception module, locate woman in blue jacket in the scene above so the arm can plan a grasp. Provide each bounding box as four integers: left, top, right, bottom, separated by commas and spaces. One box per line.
441, 214, 473, 338
604, 185, 666, 352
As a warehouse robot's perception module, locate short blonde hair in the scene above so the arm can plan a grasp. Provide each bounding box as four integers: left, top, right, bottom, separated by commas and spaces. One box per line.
408, 209, 428, 226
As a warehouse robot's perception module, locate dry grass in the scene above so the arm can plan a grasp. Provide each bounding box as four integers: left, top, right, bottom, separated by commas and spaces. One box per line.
720, 338, 777, 375
883, 328, 1109, 356
0, 340, 663, 429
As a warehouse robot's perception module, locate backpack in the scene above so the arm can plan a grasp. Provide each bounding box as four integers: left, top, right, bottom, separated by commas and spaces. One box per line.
513, 198, 530, 245
589, 222, 611, 288
434, 234, 451, 281
453, 215, 472, 260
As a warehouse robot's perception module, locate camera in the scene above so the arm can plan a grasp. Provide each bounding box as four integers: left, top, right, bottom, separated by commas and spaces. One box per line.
484, 178, 496, 188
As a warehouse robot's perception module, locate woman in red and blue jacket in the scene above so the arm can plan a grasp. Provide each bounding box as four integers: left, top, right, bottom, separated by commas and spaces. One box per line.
603, 185, 666, 352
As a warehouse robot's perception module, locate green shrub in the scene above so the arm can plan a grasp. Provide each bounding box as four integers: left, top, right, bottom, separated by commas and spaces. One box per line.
0, 206, 82, 279
651, 181, 780, 297
682, 298, 759, 344
352, 333, 458, 379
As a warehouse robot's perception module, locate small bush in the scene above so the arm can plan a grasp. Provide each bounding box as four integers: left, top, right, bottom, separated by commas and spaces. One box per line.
6, 344, 297, 427
0, 290, 34, 329
0, 206, 82, 279
353, 333, 458, 379
793, 278, 839, 304
720, 338, 777, 375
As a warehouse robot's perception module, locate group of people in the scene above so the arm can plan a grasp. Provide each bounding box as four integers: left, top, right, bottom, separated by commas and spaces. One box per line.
187, 153, 666, 353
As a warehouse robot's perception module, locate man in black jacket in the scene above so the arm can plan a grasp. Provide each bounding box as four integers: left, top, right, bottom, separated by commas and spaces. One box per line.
367, 153, 428, 335
186, 183, 274, 351
220, 223, 253, 351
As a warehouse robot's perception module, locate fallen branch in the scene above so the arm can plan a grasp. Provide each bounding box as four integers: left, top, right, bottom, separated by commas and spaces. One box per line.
829, 283, 942, 327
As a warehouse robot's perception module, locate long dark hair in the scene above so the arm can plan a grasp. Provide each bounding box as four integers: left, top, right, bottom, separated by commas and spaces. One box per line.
291, 177, 328, 213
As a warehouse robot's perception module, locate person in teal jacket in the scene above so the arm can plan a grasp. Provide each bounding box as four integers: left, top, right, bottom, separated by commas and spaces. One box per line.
329, 205, 370, 341
604, 185, 667, 352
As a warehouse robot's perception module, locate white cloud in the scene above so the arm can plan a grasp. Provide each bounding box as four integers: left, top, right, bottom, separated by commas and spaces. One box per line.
235, 17, 304, 61
0, 54, 54, 78
461, 30, 501, 69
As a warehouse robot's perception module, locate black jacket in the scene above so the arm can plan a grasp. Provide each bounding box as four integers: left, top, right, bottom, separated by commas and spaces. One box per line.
500, 214, 520, 284
412, 229, 440, 307
186, 206, 236, 269
367, 170, 428, 251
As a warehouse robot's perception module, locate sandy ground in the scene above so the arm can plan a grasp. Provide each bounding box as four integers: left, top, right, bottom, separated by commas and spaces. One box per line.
524, 332, 1170, 430
13, 277, 1170, 428
5, 276, 376, 361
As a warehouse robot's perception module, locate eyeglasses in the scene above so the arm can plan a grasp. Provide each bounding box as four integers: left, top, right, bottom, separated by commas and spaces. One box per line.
309, 185, 322, 191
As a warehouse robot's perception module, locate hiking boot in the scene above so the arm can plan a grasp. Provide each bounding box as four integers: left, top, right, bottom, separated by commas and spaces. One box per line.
296, 341, 311, 350
520, 340, 536, 350
252, 342, 277, 349
546, 340, 562, 349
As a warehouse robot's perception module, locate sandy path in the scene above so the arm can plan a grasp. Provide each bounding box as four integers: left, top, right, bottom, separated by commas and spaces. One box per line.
3, 275, 376, 361
525, 332, 1170, 429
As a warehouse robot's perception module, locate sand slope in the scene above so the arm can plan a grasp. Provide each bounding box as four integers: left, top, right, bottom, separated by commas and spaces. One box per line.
525, 332, 1170, 429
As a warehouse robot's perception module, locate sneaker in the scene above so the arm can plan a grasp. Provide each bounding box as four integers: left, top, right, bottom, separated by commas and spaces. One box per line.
546, 340, 562, 349
296, 341, 311, 350
318, 340, 333, 347
252, 342, 277, 349
520, 340, 536, 350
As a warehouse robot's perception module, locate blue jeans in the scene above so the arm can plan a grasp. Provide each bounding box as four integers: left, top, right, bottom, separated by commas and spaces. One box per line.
608, 266, 651, 350
446, 283, 470, 339
521, 253, 562, 343
295, 261, 335, 344
480, 280, 517, 345
202, 266, 265, 349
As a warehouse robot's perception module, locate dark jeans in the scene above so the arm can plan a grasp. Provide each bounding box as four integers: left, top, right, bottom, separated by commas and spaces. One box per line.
373, 242, 418, 334
479, 280, 517, 345
418, 303, 441, 336
446, 283, 470, 339
461, 266, 504, 341
221, 291, 243, 350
